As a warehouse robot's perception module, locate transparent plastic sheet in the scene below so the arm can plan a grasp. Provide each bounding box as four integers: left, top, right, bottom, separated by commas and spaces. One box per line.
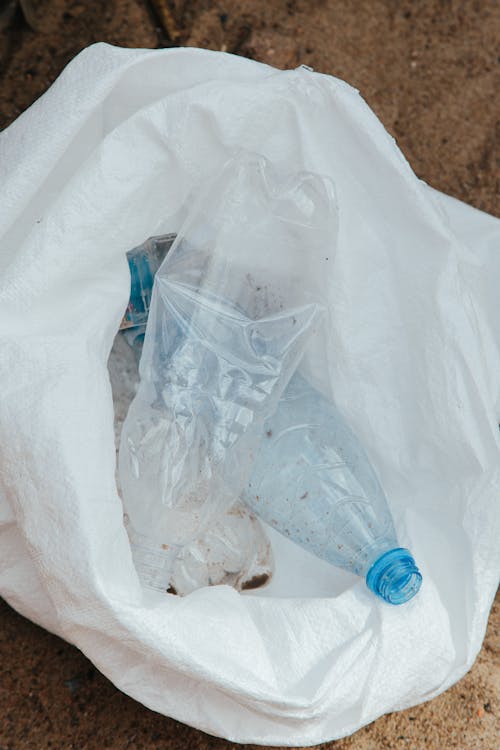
119, 153, 335, 594
1, 45, 499, 746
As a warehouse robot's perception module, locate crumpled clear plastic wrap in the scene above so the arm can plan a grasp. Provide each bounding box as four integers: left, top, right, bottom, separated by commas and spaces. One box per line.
119, 153, 336, 594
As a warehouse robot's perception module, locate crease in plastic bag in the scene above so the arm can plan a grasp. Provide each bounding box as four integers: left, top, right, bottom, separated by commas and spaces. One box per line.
0, 44, 499, 746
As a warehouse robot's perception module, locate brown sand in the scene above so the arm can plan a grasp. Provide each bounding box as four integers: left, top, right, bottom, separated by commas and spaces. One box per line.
0, 1, 499, 748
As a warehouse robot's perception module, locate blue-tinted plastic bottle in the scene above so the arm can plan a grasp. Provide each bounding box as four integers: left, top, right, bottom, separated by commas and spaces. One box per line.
242, 374, 422, 604
121, 234, 176, 332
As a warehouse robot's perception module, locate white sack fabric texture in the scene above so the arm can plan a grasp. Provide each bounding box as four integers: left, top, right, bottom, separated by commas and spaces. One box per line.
0, 45, 499, 746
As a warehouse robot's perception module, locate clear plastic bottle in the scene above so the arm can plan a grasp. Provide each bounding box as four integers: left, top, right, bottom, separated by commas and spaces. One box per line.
242, 374, 422, 604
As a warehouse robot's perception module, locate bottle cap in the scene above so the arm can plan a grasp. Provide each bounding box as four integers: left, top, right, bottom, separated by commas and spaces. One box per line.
366, 548, 422, 605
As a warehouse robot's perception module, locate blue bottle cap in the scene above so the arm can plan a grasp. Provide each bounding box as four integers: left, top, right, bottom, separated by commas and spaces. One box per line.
366, 548, 422, 605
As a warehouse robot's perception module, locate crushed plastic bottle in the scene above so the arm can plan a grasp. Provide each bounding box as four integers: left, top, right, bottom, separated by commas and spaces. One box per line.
123, 498, 273, 595
111, 330, 274, 596
121, 233, 176, 332
243, 374, 422, 604
119, 153, 333, 594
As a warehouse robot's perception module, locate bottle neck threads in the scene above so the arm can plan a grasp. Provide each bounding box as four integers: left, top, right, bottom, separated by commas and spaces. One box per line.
366, 548, 422, 605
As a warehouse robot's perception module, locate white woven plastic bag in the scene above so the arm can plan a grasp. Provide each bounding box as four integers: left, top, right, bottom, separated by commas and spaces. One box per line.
1, 44, 499, 746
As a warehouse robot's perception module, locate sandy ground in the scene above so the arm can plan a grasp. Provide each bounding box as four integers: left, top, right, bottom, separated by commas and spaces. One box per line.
0, 1, 499, 748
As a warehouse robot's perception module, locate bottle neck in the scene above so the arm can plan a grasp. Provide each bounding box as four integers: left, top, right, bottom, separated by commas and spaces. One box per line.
366, 548, 422, 605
